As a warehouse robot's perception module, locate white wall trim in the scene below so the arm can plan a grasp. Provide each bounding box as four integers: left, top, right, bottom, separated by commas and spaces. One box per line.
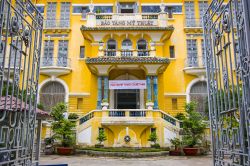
38, 78, 69, 103
186, 78, 207, 103
36, 4, 45, 6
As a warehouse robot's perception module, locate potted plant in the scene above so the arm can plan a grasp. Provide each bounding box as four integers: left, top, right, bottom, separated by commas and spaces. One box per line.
50, 103, 76, 155
101, 99, 109, 110
169, 138, 182, 156
96, 129, 107, 148
148, 131, 160, 148
182, 102, 206, 156
146, 100, 154, 110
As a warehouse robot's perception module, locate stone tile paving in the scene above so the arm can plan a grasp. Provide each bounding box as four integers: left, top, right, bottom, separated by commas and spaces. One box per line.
40, 155, 213, 166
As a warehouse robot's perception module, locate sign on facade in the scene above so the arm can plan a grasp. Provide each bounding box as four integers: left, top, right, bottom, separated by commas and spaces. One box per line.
109, 80, 146, 89
97, 20, 158, 27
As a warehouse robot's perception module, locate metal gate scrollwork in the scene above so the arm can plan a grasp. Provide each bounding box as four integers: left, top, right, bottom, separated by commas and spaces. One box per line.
203, 0, 250, 165
0, 0, 43, 165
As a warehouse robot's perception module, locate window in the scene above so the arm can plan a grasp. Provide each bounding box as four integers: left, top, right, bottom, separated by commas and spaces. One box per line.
199, 1, 208, 25
60, 2, 70, 27
172, 98, 178, 110
165, 7, 173, 18
77, 98, 83, 109
58, 40, 68, 67
137, 39, 148, 56
185, 2, 195, 27
36, 5, 44, 14
141, 6, 161, 13
107, 39, 117, 50
186, 39, 198, 67
46, 2, 57, 27
94, 6, 113, 13
151, 128, 156, 133
170, 46, 175, 58
80, 46, 85, 58
43, 40, 54, 66
122, 39, 132, 50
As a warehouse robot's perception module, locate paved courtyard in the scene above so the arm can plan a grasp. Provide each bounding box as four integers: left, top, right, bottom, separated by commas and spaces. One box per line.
40, 155, 213, 166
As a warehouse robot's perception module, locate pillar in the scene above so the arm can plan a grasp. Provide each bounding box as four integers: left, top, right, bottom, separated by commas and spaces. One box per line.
104, 76, 109, 100
146, 76, 152, 101
97, 76, 102, 109
153, 76, 159, 109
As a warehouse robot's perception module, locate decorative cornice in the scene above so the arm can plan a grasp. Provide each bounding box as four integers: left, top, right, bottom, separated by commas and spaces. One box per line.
85, 57, 170, 64
81, 26, 174, 31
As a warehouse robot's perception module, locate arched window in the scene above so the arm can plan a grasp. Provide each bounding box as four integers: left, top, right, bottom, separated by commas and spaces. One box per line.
39, 81, 65, 112
107, 39, 117, 50
137, 39, 148, 56
190, 81, 208, 117
106, 39, 117, 56
122, 39, 132, 50
121, 39, 132, 56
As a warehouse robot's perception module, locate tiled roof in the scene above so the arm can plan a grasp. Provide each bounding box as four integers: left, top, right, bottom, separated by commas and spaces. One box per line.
81, 26, 174, 31
0, 96, 50, 119
85, 56, 170, 64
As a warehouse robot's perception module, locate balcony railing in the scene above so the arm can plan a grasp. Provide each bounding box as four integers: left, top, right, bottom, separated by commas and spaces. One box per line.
41, 57, 71, 68
96, 13, 159, 21
185, 56, 206, 68
44, 19, 70, 29
103, 49, 152, 57
184, 18, 202, 28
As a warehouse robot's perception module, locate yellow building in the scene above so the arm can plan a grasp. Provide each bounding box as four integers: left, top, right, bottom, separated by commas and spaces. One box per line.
34, 0, 210, 147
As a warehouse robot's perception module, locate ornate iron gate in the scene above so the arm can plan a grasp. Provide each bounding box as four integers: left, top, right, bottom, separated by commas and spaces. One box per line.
0, 0, 43, 165
203, 0, 250, 165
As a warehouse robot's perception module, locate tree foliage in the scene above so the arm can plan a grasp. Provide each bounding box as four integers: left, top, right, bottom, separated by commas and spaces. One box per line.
50, 103, 75, 147
148, 131, 158, 144
182, 102, 206, 147
96, 129, 107, 144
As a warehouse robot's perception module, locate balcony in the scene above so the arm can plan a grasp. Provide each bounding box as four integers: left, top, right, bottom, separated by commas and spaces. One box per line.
184, 18, 203, 33
183, 56, 206, 76
40, 57, 72, 77
101, 109, 154, 126
102, 49, 152, 57
43, 19, 71, 32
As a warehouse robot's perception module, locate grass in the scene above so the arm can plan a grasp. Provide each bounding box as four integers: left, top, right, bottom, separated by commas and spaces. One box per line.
79, 147, 170, 152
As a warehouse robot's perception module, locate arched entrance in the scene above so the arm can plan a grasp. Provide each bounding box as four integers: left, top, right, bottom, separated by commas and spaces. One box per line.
39, 81, 66, 112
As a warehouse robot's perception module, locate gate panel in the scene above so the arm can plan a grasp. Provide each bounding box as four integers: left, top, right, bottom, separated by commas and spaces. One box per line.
0, 0, 43, 165
203, 0, 250, 165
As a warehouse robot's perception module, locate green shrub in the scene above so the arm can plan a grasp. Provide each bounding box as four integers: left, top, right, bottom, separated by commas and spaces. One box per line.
182, 102, 206, 148
68, 113, 79, 120
148, 131, 158, 145
50, 103, 76, 147
96, 129, 107, 144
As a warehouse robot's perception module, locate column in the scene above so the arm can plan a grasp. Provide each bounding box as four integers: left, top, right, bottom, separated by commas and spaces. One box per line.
35, 119, 42, 164
103, 76, 109, 100
97, 76, 102, 109
153, 76, 159, 109
146, 76, 152, 101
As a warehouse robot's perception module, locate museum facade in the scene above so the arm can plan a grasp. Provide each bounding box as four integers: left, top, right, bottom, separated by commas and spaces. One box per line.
34, 0, 209, 147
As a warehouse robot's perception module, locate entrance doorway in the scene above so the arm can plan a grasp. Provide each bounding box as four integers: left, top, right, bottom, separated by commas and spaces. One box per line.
114, 89, 140, 109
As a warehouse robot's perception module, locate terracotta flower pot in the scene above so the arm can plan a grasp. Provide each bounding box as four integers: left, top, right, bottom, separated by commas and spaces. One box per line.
57, 147, 73, 155
183, 147, 198, 156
